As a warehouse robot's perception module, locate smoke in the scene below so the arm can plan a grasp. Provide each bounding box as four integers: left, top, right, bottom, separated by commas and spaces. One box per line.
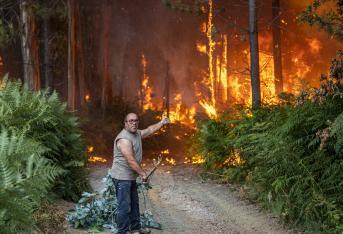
83, 0, 342, 108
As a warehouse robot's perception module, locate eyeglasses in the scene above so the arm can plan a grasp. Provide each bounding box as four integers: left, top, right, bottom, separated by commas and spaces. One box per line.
126, 119, 139, 124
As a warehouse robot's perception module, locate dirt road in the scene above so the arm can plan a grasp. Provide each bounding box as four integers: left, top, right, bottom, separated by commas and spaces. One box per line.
86, 164, 295, 234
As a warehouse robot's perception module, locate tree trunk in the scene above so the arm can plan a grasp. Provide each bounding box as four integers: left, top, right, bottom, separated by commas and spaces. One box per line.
272, 0, 283, 95
67, 0, 77, 111
249, 0, 261, 108
100, 0, 113, 113
42, 0, 51, 89
164, 62, 170, 118
20, 0, 41, 91
76, 3, 86, 108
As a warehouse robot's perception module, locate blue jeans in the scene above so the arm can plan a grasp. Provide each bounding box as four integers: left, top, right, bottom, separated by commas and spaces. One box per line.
113, 179, 141, 234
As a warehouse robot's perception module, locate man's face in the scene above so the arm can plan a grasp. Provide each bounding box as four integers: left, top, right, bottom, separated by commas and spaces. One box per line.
124, 114, 139, 133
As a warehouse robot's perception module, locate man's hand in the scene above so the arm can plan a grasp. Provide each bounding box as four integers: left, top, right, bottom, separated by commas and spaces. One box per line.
140, 171, 148, 182
141, 115, 170, 139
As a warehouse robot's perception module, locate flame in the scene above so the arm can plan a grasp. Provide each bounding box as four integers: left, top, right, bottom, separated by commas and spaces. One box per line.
165, 157, 176, 165
197, 0, 217, 119
85, 95, 91, 102
216, 34, 228, 102
199, 99, 217, 119
281, 19, 288, 25
207, 0, 216, 110
307, 38, 322, 54
87, 146, 94, 153
223, 151, 245, 166
88, 156, 107, 163
184, 155, 205, 164
168, 93, 196, 125
161, 149, 170, 155
196, 42, 207, 54
259, 52, 277, 104
141, 54, 154, 111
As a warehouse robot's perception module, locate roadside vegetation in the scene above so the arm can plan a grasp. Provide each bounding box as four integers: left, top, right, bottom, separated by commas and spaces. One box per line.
193, 52, 343, 233
0, 76, 89, 233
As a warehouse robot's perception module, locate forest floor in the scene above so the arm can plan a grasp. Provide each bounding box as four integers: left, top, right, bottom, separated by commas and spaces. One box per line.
55, 160, 298, 234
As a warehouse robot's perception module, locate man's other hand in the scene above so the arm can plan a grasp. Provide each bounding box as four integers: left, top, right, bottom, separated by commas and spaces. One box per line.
140, 171, 148, 182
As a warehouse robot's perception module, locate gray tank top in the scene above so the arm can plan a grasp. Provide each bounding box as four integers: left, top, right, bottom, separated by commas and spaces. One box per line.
109, 129, 143, 180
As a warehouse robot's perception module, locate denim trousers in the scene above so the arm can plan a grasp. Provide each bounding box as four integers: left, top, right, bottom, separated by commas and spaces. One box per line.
113, 179, 141, 234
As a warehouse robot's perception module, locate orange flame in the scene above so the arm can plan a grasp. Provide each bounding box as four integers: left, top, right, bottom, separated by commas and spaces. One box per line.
165, 157, 176, 165
141, 54, 154, 111
85, 95, 91, 102
88, 156, 107, 163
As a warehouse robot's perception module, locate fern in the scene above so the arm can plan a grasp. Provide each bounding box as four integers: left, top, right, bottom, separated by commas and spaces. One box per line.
0, 77, 90, 201
0, 128, 64, 233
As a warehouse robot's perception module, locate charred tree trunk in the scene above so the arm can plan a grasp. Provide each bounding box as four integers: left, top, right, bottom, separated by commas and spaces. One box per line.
249, 0, 261, 108
272, 0, 283, 95
67, 0, 77, 111
42, 0, 51, 89
100, 0, 113, 113
164, 62, 170, 118
20, 0, 41, 91
77, 3, 86, 108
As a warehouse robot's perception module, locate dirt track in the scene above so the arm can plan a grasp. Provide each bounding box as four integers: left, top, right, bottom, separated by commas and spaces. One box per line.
84, 164, 296, 234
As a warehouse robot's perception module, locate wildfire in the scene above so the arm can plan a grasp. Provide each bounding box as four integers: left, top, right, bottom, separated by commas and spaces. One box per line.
169, 93, 196, 125
88, 156, 107, 163
141, 54, 154, 111
199, 99, 217, 119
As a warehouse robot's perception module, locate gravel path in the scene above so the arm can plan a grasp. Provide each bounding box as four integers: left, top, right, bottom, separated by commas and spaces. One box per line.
68, 164, 297, 234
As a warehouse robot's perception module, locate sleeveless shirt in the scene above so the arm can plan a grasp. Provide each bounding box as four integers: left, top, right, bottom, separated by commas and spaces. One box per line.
109, 129, 143, 180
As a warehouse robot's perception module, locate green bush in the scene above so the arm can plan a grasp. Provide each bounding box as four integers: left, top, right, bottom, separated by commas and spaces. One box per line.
0, 76, 90, 201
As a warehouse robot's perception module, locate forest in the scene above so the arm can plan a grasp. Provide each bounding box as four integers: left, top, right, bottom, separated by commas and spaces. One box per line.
0, 0, 342, 233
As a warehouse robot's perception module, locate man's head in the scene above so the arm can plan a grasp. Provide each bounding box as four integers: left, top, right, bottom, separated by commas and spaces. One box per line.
124, 113, 139, 133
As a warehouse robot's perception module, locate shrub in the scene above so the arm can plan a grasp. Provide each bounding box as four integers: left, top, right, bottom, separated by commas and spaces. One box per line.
0, 76, 90, 201
0, 129, 64, 233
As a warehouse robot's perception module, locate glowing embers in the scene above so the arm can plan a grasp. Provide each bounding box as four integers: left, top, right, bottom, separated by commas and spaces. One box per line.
183, 155, 205, 164
84, 94, 91, 102
223, 151, 245, 166
165, 157, 176, 166
87, 145, 107, 163
88, 156, 107, 163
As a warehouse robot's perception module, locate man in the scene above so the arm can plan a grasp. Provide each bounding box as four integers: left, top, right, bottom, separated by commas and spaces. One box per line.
110, 113, 170, 234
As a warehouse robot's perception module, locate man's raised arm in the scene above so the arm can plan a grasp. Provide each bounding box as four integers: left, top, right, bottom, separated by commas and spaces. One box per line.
140, 115, 170, 139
